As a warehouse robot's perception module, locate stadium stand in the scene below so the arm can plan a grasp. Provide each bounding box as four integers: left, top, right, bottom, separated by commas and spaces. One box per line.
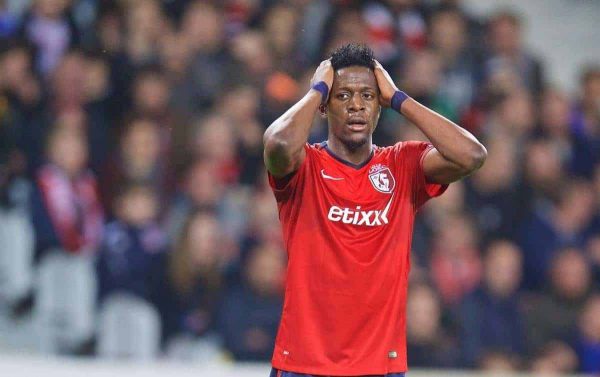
0, 0, 598, 375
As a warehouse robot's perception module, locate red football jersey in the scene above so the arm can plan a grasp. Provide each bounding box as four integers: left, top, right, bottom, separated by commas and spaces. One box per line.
267, 141, 448, 376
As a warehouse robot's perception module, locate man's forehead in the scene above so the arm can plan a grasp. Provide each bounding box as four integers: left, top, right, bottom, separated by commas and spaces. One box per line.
333, 66, 377, 88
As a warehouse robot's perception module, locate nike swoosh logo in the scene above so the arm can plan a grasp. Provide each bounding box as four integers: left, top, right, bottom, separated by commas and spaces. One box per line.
321, 169, 344, 181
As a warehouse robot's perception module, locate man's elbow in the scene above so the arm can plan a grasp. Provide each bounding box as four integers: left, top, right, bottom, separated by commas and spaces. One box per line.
263, 131, 289, 157
263, 131, 294, 176
464, 143, 487, 172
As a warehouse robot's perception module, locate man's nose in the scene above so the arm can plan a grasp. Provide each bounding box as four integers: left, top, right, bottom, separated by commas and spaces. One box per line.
348, 93, 365, 112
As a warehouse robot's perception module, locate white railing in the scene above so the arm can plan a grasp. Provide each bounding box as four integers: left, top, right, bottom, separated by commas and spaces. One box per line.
0, 354, 587, 377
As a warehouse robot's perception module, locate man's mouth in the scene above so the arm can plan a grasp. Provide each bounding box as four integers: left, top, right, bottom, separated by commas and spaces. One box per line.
346, 118, 368, 132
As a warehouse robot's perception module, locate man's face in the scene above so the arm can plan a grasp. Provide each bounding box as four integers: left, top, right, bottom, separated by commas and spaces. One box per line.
326, 66, 380, 150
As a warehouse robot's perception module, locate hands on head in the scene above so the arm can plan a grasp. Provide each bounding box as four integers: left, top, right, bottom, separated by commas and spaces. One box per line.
372, 59, 400, 108
310, 58, 401, 109
310, 59, 334, 104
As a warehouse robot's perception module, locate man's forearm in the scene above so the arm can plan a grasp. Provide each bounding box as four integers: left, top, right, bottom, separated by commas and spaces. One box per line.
263, 90, 322, 176
400, 98, 486, 170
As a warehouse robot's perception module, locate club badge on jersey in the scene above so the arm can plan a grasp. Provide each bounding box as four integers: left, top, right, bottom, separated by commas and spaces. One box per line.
368, 164, 395, 194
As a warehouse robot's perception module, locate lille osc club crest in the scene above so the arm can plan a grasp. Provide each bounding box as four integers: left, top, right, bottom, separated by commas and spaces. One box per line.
368, 164, 395, 194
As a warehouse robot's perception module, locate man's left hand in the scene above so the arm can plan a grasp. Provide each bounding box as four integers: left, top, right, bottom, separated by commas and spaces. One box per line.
373, 59, 399, 108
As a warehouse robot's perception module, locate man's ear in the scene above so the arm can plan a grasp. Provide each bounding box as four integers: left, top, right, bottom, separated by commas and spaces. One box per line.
373, 105, 382, 131
319, 104, 327, 118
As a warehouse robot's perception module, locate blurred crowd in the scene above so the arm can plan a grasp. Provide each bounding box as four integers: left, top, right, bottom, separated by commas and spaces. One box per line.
0, 0, 599, 374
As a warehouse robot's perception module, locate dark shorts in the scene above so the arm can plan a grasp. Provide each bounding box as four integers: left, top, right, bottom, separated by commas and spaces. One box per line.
270, 368, 406, 377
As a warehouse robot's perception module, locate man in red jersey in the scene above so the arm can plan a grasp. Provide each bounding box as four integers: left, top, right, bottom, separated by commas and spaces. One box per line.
263, 44, 487, 377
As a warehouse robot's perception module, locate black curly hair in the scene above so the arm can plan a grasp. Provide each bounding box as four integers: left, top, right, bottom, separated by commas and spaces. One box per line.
329, 43, 375, 71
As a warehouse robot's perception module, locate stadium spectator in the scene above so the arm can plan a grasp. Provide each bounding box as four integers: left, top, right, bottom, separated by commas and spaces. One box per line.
456, 240, 525, 367
478, 351, 519, 372
538, 87, 595, 178
428, 0, 486, 54
219, 242, 285, 361
530, 340, 579, 374
483, 10, 543, 96
398, 49, 456, 121
130, 66, 182, 180
190, 113, 239, 185
411, 181, 466, 266
518, 180, 597, 289
585, 235, 600, 287
0, 44, 31, 211
539, 87, 573, 143
570, 66, 600, 177
92, 4, 122, 57
524, 248, 593, 356
0, 42, 43, 173
386, 0, 428, 52
428, 7, 478, 118
322, 7, 369, 59
0, 123, 27, 213
122, 0, 165, 67
465, 133, 521, 242
242, 176, 282, 248
521, 137, 564, 203
406, 283, 459, 368
159, 31, 195, 119
430, 212, 482, 304
131, 67, 172, 124
575, 294, 600, 373
483, 87, 535, 140
164, 209, 235, 341
177, 1, 231, 112
0, 0, 19, 37
355, 2, 397, 64
100, 118, 165, 215
19, 0, 79, 76
159, 30, 193, 83
222, 0, 262, 38
49, 52, 107, 157
164, 158, 225, 240
96, 182, 167, 303
572, 65, 600, 139
263, 3, 304, 73
216, 85, 264, 185
230, 29, 274, 89
31, 123, 103, 256
81, 52, 112, 169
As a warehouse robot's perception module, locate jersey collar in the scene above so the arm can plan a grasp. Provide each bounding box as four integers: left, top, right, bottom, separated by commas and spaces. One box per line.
320, 141, 375, 170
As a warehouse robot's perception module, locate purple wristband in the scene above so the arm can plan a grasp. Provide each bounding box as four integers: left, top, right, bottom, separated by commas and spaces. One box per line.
391, 90, 409, 112
311, 81, 329, 104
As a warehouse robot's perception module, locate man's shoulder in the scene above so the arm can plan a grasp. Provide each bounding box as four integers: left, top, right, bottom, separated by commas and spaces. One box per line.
388, 140, 430, 150
372, 141, 422, 157
303, 141, 337, 165
384, 140, 434, 161
307, 141, 327, 153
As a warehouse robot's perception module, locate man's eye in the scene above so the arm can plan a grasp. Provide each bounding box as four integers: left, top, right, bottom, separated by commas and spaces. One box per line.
337, 93, 349, 100
363, 93, 374, 100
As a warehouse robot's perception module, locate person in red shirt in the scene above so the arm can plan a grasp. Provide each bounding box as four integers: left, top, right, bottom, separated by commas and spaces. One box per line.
263, 44, 487, 377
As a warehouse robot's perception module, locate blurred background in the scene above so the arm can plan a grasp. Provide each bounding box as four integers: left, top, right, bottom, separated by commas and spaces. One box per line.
0, 0, 598, 376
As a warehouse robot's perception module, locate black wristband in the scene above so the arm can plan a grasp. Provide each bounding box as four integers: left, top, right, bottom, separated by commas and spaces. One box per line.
311, 81, 329, 104
391, 90, 410, 113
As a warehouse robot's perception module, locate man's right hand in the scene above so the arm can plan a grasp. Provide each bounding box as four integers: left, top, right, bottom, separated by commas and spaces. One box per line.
264, 62, 332, 178
310, 59, 334, 99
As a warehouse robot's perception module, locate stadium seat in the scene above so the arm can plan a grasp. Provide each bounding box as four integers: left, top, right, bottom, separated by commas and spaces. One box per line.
33, 251, 97, 354
0, 208, 34, 308
166, 333, 223, 362
97, 293, 161, 360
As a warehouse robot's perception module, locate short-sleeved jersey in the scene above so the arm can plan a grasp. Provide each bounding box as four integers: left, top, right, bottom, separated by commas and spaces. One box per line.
267, 141, 448, 376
